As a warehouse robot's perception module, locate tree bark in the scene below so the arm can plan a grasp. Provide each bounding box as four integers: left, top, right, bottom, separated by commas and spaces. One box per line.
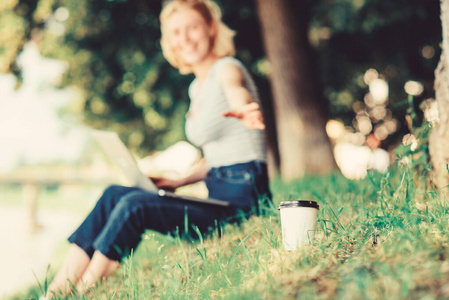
255, 0, 337, 180
430, 0, 449, 189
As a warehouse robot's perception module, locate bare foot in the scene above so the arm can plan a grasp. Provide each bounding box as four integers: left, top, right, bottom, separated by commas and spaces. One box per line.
75, 278, 97, 297
46, 279, 74, 299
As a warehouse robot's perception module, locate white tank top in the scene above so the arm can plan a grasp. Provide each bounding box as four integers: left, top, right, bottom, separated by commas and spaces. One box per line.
185, 57, 266, 167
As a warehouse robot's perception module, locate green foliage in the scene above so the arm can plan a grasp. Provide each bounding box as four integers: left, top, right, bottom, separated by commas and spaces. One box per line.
0, 0, 39, 79
39, 0, 191, 155
311, 0, 441, 135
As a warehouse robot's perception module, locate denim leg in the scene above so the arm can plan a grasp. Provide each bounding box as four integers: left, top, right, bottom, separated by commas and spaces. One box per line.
67, 161, 271, 262
91, 189, 224, 261
68, 185, 138, 258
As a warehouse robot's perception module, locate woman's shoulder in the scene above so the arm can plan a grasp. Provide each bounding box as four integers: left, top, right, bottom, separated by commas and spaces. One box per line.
215, 57, 249, 79
215, 56, 244, 69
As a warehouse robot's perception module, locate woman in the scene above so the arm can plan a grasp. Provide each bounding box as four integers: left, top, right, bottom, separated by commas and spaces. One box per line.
44, 0, 271, 297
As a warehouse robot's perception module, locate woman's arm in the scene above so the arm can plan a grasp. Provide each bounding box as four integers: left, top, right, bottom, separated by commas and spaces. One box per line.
219, 63, 265, 130
149, 159, 209, 191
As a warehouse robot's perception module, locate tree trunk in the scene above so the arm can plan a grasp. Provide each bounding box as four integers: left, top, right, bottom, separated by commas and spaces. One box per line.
430, 0, 449, 189
255, 0, 337, 180
259, 90, 281, 178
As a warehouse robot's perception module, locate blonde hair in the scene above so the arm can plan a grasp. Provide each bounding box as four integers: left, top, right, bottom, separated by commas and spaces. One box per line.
160, 0, 236, 74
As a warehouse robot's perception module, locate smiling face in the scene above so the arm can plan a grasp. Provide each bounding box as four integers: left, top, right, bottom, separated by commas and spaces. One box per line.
166, 8, 216, 68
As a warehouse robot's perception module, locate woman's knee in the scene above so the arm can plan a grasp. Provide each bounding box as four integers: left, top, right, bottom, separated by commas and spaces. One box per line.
103, 185, 129, 196
108, 191, 142, 218
98, 185, 133, 206
112, 191, 164, 226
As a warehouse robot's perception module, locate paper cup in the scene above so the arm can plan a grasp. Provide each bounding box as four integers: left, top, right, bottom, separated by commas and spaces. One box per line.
279, 200, 319, 250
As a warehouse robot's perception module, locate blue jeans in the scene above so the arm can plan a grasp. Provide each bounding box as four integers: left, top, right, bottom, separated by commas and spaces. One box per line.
68, 161, 271, 261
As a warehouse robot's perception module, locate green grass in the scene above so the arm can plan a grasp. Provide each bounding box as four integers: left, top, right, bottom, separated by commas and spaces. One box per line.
10, 164, 449, 300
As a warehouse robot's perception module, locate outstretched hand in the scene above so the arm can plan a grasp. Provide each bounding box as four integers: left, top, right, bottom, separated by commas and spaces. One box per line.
222, 102, 265, 130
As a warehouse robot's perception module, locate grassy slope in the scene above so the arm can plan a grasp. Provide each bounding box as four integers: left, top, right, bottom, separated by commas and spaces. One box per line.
14, 165, 449, 300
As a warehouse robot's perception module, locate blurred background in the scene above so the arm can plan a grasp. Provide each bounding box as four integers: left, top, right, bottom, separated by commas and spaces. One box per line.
0, 0, 442, 297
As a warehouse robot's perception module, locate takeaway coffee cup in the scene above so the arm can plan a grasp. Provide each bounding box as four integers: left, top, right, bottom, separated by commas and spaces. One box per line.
279, 200, 319, 250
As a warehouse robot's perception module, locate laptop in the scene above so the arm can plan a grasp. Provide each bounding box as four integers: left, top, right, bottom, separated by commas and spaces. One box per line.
90, 129, 229, 207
